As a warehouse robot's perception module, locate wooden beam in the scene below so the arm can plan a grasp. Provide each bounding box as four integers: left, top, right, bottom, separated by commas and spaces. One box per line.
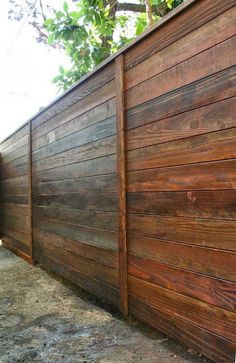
28, 120, 35, 264
115, 54, 128, 316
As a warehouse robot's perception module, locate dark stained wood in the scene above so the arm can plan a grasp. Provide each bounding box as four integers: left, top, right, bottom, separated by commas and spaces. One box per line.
126, 66, 236, 130
33, 154, 116, 183
33, 174, 117, 194
32, 116, 116, 162
28, 120, 34, 262
36, 218, 118, 251
34, 228, 118, 269
129, 276, 236, 341
34, 135, 116, 172
127, 97, 236, 150
128, 235, 236, 282
129, 256, 236, 312
2, 238, 31, 263
32, 64, 115, 130
37, 254, 119, 307
129, 298, 236, 363
0, 125, 28, 152
116, 54, 128, 316
1, 3, 236, 362
128, 127, 236, 171
33, 192, 117, 212
33, 101, 116, 150
124, 0, 235, 69
126, 37, 236, 110
128, 159, 236, 192
125, 7, 236, 90
35, 241, 118, 288
33, 206, 118, 231
128, 213, 236, 251
127, 190, 236, 219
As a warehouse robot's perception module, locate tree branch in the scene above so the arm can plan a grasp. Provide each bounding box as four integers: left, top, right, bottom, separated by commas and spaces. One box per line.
116, 2, 168, 17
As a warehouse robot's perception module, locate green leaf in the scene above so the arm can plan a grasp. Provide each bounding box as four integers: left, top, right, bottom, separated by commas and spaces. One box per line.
63, 1, 69, 12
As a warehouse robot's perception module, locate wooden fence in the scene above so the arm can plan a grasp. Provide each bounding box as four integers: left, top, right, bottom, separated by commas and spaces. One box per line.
1, 0, 236, 361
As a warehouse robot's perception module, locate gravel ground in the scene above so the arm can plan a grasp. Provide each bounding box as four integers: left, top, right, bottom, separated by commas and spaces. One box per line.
0, 245, 211, 363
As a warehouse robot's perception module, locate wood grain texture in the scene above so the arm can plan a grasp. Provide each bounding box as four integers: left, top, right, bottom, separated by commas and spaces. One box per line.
128, 190, 236, 219
116, 55, 128, 316
35, 218, 118, 251
32, 63, 115, 130
129, 276, 236, 341
127, 97, 236, 150
33, 154, 116, 183
129, 256, 236, 312
128, 127, 236, 171
34, 228, 118, 269
124, 0, 235, 69
128, 235, 236, 281
128, 213, 236, 251
126, 66, 236, 130
36, 240, 118, 288
36, 254, 119, 307
33, 206, 118, 231
32, 116, 116, 162
33, 174, 117, 194
33, 192, 117, 212
129, 298, 236, 363
128, 159, 236, 192
126, 36, 236, 110
125, 7, 236, 90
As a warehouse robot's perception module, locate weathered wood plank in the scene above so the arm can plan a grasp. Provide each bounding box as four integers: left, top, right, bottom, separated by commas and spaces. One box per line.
126, 66, 236, 130
36, 218, 118, 251
127, 97, 236, 150
124, 0, 235, 69
33, 206, 118, 231
36, 254, 119, 306
33, 154, 116, 183
34, 228, 118, 269
33, 174, 117, 194
129, 276, 236, 341
32, 63, 115, 130
128, 159, 236, 192
127, 190, 236, 219
129, 298, 236, 363
33, 135, 116, 172
129, 256, 236, 312
129, 235, 236, 281
125, 7, 236, 90
128, 127, 236, 171
32, 117, 116, 162
33, 192, 117, 212
36, 241, 118, 288
126, 37, 236, 110
128, 213, 236, 251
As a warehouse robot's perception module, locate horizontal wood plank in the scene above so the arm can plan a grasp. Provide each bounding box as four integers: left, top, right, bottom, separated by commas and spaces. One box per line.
129, 276, 236, 341
127, 190, 236, 219
129, 256, 236, 312
128, 159, 236, 192
129, 298, 236, 363
126, 66, 236, 130
129, 235, 236, 281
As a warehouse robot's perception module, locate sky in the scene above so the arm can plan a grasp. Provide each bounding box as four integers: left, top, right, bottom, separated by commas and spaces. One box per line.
0, 0, 72, 141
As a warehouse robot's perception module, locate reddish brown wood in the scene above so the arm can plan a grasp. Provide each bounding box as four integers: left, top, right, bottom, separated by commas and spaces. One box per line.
116, 54, 128, 316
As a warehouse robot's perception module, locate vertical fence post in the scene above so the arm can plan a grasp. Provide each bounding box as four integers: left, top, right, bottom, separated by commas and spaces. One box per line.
115, 54, 128, 316
28, 120, 34, 264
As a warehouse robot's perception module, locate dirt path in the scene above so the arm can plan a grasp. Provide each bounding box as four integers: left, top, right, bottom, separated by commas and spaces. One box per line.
0, 246, 210, 363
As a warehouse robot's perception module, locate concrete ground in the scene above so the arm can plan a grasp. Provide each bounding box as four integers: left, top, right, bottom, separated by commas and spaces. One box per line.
0, 246, 211, 363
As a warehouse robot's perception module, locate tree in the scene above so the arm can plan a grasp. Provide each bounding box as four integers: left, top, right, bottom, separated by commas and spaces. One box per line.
9, 0, 184, 91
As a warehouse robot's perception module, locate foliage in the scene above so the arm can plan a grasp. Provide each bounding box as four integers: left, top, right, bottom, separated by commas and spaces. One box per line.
9, 0, 184, 91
